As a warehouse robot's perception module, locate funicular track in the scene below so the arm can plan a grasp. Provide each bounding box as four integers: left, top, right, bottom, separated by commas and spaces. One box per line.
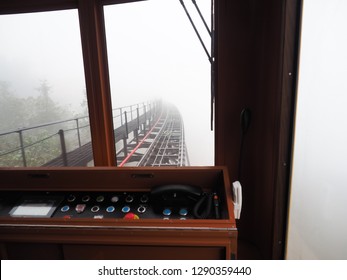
117, 104, 189, 167
0, 101, 189, 167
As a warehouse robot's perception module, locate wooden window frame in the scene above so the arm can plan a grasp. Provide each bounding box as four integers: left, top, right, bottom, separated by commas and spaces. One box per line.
0, 0, 149, 166
1, 0, 303, 259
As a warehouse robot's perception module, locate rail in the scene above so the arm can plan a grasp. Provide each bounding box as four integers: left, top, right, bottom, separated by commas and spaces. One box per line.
0, 100, 159, 167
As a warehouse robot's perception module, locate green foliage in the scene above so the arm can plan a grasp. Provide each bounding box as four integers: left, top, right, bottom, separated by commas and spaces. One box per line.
0, 81, 27, 132
0, 80, 83, 167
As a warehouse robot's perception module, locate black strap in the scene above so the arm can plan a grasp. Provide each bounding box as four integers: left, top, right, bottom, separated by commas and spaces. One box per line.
193, 193, 213, 219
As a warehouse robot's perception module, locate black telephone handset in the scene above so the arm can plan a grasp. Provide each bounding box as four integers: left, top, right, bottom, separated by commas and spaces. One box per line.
150, 184, 214, 219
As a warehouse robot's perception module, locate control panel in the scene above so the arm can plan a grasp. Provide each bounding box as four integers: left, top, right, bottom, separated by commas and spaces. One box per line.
0, 189, 222, 220
0, 167, 237, 260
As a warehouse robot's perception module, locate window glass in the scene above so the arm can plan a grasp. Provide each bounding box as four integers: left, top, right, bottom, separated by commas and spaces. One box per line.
104, 0, 214, 167
0, 10, 93, 167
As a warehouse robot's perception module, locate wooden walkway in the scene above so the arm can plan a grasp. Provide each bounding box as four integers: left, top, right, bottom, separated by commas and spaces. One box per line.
43, 109, 154, 167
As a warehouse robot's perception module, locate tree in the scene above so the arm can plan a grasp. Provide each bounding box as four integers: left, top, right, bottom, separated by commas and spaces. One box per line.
0, 80, 76, 167
24, 80, 72, 125
0, 81, 26, 132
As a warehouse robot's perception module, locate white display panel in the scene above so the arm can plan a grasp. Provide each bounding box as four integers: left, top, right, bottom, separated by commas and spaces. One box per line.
9, 196, 63, 218
11, 203, 53, 217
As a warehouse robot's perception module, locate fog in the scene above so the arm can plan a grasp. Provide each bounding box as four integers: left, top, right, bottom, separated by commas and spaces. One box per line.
0, 0, 213, 166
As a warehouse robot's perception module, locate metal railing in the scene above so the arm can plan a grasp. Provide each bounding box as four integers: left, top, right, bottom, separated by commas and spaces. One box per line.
0, 100, 160, 167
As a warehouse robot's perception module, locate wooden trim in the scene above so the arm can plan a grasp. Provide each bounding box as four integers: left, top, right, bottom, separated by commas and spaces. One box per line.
0, 0, 77, 14
0, 0, 145, 14
271, 0, 302, 259
102, 0, 147, 5
78, 0, 116, 166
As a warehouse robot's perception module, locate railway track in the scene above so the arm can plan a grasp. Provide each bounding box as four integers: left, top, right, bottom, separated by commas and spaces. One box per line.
118, 104, 189, 167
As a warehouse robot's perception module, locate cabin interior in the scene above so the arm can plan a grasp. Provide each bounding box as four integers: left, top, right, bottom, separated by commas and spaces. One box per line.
3, 0, 343, 260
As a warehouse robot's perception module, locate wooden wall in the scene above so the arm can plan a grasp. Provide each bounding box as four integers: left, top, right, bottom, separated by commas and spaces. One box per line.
215, 0, 302, 259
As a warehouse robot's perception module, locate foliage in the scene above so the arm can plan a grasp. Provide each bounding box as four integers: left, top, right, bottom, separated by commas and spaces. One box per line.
0, 80, 88, 167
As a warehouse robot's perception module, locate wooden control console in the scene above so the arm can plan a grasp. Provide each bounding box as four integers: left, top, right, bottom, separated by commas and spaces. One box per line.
0, 166, 237, 260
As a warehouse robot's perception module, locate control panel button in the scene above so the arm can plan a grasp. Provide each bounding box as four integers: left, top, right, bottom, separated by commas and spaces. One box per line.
111, 196, 119, 203
61, 205, 70, 212
137, 205, 147, 213
96, 195, 104, 203
125, 195, 134, 203
81, 195, 90, 202
93, 215, 104, 219
163, 208, 172, 216
75, 204, 86, 213
122, 206, 131, 213
91, 205, 100, 213
179, 208, 188, 216
106, 206, 115, 213
140, 194, 149, 203
124, 213, 139, 220
67, 195, 76, 202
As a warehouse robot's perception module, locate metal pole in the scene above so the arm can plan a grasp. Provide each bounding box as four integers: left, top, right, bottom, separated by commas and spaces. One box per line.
136, 107, 140, 129
136, 107, 140, 143
76, 118, 82, 147
144, 105, 147, 133
191, 0, 211, 36
149, 102, 152, 125
18, 130, 27, 167
179, 0, 211, 63
123, 138, 128, 157
124, 111, 128, 138
58, 129, 68, 166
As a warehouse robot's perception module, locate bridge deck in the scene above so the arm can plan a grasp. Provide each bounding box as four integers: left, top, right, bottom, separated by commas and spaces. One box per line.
43, 103, 188, 167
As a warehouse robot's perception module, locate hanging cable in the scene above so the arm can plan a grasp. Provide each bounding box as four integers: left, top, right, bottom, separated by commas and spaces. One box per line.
191, 0, 211, 36
179, 0, 211, 63
178, 0, 215, 130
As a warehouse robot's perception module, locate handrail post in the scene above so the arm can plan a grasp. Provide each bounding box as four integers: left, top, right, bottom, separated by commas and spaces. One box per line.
144, 105, 147, 133
120, 107, 123, 125
135, 107, 140, 143
18, 130, 27, 167
123, 138, 128, 157
149, 102, 152, 125
124, 111, 128, 138
76, 118, 81, 147
58, 129, 68, 166
136, 107, 140, 129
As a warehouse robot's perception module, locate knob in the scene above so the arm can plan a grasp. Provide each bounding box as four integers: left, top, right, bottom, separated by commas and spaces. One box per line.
91, 205, 100, 213
67, 195, 76, 202
61, 205, 70, 212
125, 195, 134, 203
122, 206, 131, 213
82, 195, 90, 202
137, 205, 147, 213
179, 208, 188, 216
106, 206, 115, 213
163, 208, 172, 216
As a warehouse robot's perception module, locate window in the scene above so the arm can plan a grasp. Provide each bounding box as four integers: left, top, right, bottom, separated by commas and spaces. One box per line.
0, 9, 93, 167
0, 0, 214, 168
105, 0, 213, 166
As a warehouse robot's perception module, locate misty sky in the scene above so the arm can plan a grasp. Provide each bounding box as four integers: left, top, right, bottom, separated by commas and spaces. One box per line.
0, 0, 213, 165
